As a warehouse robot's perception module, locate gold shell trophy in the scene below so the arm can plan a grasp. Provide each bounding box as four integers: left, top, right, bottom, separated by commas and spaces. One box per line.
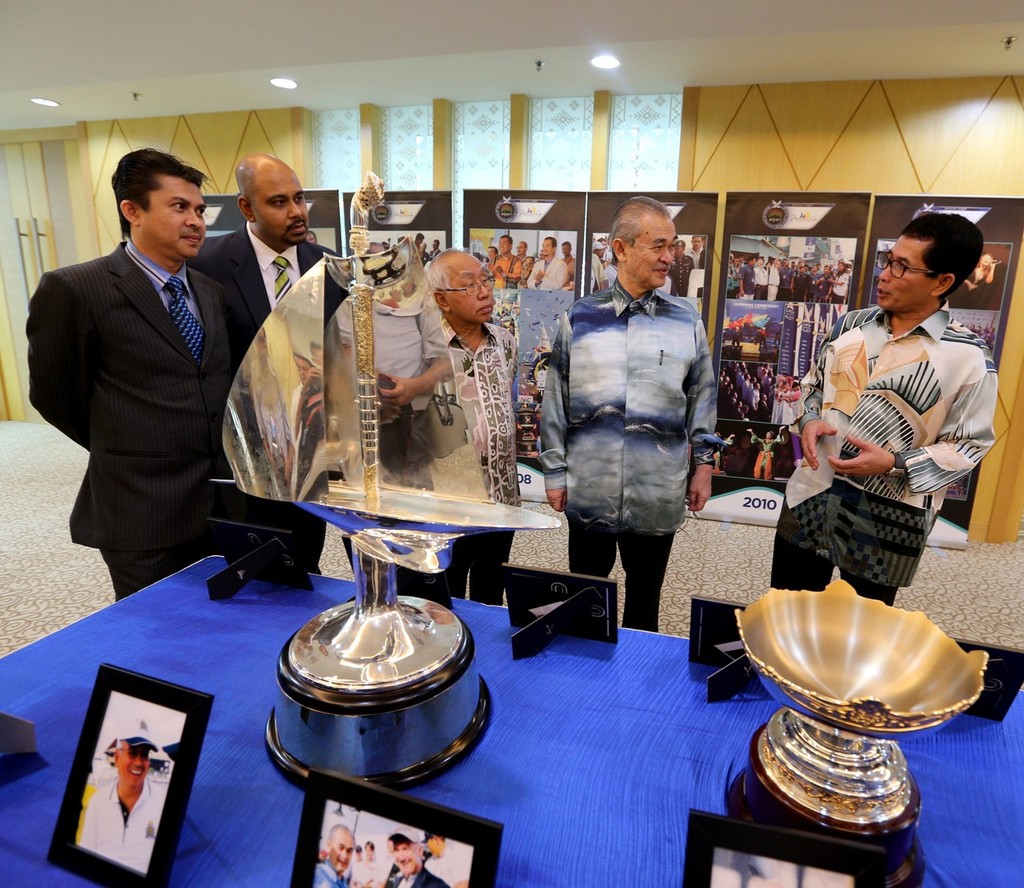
730, 580, 988, 888
222, 173, 558, 784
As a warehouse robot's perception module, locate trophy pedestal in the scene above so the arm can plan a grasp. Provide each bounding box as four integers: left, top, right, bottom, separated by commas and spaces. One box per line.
728, 716, 924, 888
265, 536, 491, 786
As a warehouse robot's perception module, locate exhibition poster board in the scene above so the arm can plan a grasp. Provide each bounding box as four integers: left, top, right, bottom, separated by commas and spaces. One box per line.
463, 190, 588, 502
704, 192, 871, 528
341, 190, 453, 263
203, 190, 342, 252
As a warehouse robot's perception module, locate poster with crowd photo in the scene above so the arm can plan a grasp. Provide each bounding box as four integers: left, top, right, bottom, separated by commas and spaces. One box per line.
341, 191, 452, 265
202, 190, 342, 250
584, 191, 720, 327
464, 190, 587, 502
705, 192, 871, 528
863, 195, 1024, 546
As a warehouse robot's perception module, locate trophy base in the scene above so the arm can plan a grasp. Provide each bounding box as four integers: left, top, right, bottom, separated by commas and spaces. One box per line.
267, 606, 489, 785
728, 724, 924, 888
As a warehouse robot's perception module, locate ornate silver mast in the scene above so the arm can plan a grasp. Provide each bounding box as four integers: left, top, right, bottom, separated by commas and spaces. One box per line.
222, 172, 558, 783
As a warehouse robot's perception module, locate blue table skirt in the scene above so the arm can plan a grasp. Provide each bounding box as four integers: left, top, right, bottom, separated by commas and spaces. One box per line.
0, 557, 1020, 886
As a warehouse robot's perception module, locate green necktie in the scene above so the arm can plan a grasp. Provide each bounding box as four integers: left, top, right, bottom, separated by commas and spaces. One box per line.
273, 255, 291, 302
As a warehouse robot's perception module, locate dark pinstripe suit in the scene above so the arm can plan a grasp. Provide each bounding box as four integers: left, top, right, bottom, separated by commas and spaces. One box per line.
26, 244, 232, 569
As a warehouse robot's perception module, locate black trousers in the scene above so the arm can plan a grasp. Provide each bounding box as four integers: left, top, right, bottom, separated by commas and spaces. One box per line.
102, 533, 216, 600
568, 520, 675, 632
769, 531, 899, 606
444, 531, 516, 606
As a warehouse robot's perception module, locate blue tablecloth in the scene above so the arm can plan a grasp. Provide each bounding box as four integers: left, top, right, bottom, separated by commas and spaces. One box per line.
0, 557, 1020, 885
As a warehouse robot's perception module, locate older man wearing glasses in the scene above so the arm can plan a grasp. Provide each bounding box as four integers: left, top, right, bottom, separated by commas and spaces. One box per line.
427, 250, 519, 604
770, 212, 998, 605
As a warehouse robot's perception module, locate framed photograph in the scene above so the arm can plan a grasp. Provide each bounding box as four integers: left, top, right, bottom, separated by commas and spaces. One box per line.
207, 516, 314, 598
504, 564, 617, 643
48, 664, 213, 887
683, 810, 885, 888
292, 767, 502, 888
956, 638, 1024, 721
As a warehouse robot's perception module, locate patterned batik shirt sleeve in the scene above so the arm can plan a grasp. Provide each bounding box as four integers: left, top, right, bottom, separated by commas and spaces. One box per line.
684, 316, 718, 466
539, 309, 572, 489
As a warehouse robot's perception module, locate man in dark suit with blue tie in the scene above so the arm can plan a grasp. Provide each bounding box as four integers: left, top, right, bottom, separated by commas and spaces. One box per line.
27, 148, 233, 599
191, 153, 345, 572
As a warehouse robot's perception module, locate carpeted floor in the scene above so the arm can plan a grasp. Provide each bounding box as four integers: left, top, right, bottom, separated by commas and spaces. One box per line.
2, 419, 1023, 658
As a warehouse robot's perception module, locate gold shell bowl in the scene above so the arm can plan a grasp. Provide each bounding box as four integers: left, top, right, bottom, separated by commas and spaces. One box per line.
737, 580, 988, 736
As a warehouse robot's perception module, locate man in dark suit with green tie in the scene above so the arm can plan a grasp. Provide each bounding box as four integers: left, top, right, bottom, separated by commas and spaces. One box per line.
191, 153, 346, 573
27, 148, 232, 599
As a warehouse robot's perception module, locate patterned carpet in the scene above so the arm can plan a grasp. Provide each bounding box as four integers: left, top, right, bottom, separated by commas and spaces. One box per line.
3, 419, 1023, 658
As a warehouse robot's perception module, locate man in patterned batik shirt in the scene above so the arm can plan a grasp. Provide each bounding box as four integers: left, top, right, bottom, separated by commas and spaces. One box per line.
427, 250, 519, 605
540, 196, 718, 632
771, 212, 998, 605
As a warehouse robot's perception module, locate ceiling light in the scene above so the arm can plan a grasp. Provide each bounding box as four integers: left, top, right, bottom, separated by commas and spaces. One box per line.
30, 97, 60, 107
270, 77, 298, 90
591, 54, 620, 70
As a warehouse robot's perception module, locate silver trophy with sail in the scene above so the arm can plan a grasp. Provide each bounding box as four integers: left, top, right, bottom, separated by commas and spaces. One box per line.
222, 173, 557, 783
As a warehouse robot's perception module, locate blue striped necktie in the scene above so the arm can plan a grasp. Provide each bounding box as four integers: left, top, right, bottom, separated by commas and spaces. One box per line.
166, 275, 204, 364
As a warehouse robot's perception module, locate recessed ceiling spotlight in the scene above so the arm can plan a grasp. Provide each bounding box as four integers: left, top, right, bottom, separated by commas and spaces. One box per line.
270, 77, 298, 90
591, 54, 620, 70
30, 97, 60, 107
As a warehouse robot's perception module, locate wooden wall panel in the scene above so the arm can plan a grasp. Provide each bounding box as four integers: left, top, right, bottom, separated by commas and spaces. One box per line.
761, 80, 873, 188
808, 83, 919, 191
82, 108, 303, 255
695, 88, 799, 191
691, 85, 748, 182
882, 77, 1002, 190
930, 81, 1024, 195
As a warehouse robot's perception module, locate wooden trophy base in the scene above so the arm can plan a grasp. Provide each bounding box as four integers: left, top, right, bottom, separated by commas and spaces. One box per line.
728, 724, 925, 888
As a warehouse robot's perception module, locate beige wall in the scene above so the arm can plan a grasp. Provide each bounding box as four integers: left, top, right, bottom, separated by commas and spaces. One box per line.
81, 107, 312, 256
3, 78, 1023, 539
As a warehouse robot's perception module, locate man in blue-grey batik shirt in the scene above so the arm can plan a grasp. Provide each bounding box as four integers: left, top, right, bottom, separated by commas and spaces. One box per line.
540, 196, 717, 632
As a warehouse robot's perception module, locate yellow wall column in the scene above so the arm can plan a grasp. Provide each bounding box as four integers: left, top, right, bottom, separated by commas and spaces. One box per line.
590, 90, 611, 191
509, 94, 530, 190
678, 87, 700, 191
432, 99, 453, 190
359, 104, 381, 179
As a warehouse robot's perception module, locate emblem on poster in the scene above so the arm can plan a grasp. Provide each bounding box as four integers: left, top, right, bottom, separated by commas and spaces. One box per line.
371, 201, 427, 225
761, 200, 835, 230
493, 197, 556, 224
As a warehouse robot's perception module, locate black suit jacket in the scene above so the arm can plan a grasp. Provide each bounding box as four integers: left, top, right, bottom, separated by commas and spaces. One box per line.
191, 227, 345, 374
26, 245, 232, 550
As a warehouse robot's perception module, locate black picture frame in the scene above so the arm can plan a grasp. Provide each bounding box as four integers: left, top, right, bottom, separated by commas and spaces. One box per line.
683, 810, 886, 888
504, 564, 617, 642
48, 664, 213, 888
955, 638, 1024, 721
292, 767, 502, 888
207, 517, 314, 598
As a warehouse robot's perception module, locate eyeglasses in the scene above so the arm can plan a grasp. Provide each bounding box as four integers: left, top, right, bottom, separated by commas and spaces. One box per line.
437, 277, 495, 298
875, 250, 939, 279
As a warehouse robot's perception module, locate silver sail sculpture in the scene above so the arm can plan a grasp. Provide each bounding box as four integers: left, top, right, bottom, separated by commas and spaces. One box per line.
222, 172, 558, 783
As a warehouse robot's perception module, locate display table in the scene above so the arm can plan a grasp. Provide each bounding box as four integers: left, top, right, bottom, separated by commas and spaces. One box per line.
1, 557, 1020, 885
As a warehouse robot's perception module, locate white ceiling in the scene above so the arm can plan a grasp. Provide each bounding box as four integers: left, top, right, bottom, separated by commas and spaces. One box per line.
3, 0, 1023, 132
